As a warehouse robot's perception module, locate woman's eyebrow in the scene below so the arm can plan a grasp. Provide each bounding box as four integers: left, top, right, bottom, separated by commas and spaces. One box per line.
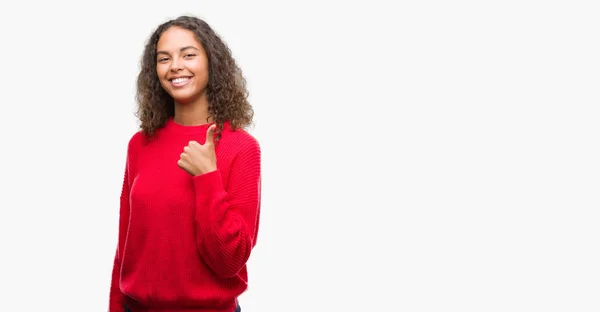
157, 46, 200, 55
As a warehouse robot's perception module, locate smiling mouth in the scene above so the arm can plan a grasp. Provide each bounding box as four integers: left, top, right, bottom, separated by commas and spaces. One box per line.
169, 77, 192, 87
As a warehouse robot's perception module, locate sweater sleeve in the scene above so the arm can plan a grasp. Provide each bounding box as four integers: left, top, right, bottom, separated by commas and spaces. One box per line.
192, 138, 261, 278
109, 248, 125, 312
108, 135, 137, 312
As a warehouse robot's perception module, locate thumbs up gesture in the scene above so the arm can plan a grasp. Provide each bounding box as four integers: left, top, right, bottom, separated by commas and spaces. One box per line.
178, 124, 218, 176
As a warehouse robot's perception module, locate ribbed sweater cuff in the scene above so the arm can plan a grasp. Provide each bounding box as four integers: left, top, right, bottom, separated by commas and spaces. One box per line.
192, 169, 226, 201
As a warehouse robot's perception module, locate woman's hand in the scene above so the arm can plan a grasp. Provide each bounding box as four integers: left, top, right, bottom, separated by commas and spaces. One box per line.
178, 124, 217, 176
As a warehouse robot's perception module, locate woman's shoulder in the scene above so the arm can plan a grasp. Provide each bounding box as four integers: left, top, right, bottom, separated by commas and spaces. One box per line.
128, 130, 145, 147
123, 130, 147, 157
221, 125, 260, 154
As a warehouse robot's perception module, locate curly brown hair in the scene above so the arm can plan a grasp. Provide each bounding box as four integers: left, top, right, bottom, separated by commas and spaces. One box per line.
135, 15, 253, 142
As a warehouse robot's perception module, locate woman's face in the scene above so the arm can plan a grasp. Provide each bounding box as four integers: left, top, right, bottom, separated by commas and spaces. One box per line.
156, 26, 209, 105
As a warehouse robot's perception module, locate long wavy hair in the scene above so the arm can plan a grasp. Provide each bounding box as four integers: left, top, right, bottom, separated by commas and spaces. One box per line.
135, 15, 253, 142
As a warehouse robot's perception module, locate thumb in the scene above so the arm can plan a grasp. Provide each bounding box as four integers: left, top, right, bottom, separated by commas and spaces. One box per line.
205, 124, 217, 145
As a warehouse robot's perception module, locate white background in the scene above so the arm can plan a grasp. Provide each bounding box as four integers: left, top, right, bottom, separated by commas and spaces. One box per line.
0, 1, 599, 311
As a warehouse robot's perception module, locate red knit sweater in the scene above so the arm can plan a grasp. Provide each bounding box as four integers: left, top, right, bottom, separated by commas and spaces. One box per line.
109, 118, 261, 312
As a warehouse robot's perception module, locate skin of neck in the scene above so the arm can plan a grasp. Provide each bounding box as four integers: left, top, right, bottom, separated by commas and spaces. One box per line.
173, 91, 212, 126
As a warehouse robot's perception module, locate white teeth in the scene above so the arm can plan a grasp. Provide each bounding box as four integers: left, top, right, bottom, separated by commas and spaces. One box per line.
172, 77, 189, 83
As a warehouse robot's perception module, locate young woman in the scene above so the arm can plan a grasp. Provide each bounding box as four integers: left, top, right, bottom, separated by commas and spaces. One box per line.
108, 15, 261, 312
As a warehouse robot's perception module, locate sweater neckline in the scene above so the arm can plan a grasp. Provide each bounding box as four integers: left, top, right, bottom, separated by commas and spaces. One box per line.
163, 117, 232, 135
163, 117, 213, 135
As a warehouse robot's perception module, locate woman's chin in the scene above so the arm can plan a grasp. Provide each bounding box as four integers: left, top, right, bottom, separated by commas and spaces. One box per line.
169, 89, 205, 106
171, 94, 195, 105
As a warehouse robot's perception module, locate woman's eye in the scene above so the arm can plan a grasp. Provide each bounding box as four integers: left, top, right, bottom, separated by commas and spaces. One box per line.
184, 54, 196, 58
